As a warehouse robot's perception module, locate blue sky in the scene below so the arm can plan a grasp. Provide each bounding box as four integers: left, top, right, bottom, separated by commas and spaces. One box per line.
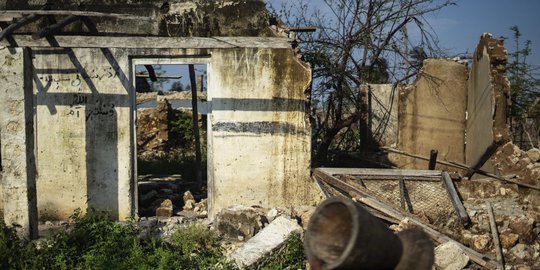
425, 0, 540, 65
266, 0, 540, 65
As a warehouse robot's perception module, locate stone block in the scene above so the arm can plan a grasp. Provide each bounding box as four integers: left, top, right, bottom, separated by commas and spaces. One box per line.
471, 234, 491, 252
216, 205, 262, 241
509, 216, 535, 243
229, 216, 302, 268
500, 229, 519, 249
434, 241, 469, 270
156, 199, 173, 217
526, 148, 540, 162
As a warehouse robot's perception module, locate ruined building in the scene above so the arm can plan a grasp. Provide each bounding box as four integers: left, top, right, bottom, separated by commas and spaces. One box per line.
0, 0, 321, 238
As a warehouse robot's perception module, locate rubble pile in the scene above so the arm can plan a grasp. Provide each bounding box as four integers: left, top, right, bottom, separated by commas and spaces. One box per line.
454, 182, 540, 269
135, 203, 315, 268
137, 100, 174, 154
492, 142, 540, 188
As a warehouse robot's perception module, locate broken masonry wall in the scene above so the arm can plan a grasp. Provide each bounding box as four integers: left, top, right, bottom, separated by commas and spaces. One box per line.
32, 47, 134, 221
394, 59, 468, 169
0, 0, 271, 37
465, 33, 511, 173
0, 47, 38, 237
368, 84, 399, 147
208, 48, 321, 218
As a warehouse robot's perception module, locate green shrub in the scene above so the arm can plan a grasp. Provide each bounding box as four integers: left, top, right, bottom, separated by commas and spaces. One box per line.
0, 209, 235, 270
1, 211, 306, 270
252, 233, 306, 270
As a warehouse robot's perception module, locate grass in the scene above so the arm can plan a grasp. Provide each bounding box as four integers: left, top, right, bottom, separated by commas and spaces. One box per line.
0, 209, 307, 270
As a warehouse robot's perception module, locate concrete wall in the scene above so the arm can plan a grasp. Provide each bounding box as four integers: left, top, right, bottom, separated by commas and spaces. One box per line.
0, 47, 38, 237
208, 48, 320, 218
396, 59, 468, 169
32, 48, 133, 220
0, 172, 3, 219
0, 45, 319, 221
466, 43, 494, 171
466, 34, 511, 172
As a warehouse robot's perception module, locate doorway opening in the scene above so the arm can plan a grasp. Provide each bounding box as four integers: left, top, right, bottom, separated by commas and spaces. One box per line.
133, 59, 209, 218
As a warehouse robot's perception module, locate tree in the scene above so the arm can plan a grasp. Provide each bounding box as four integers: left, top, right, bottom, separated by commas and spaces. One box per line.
272, 0, 455, 163
508, 26, 540, 148
169, 81, 185, 92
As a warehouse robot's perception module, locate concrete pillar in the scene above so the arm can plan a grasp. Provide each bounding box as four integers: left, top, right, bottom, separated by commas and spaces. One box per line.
0, 47, 38, 239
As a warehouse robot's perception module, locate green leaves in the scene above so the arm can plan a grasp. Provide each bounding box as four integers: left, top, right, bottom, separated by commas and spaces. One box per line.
0, 210, 232, 270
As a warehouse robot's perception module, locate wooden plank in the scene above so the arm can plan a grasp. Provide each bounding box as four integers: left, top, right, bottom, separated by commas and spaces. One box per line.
213, 37, 294, 49
399, 177, 406, 210
288, 26, 317, 32
1, 35, 293, 49
317, 167, 442, 178
486, 202, 505, 270
348, 175, 441, 181
135, 75, 182, 79
0, 10, 155, 21
313, 169, 499, 269
442, 171, 471, 226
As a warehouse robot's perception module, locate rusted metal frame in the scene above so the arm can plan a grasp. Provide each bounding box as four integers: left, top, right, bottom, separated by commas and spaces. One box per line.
312, 174, 399, 224
441, 171, 471, 226
382, 146, 540, 191
312, 169, 499, 269
0, 14, 40, 41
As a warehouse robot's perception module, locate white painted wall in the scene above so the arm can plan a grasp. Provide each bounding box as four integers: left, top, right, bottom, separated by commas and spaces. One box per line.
33, 48, 133, 220
208, 48, 321, 217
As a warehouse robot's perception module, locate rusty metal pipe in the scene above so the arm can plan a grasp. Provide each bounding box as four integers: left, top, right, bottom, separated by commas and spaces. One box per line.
305, 197, 433, 270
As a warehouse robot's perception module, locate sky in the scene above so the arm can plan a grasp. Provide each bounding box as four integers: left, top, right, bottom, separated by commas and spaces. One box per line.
266, 0, 540, 66
424, 0, 540, 65
147, 0, 540, 91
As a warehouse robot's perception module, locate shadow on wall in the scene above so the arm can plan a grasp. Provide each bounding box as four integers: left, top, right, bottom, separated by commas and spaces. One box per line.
31, 39, 131, 220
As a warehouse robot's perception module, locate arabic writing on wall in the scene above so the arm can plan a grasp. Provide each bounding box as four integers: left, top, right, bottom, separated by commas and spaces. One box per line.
67, 94, 116, 122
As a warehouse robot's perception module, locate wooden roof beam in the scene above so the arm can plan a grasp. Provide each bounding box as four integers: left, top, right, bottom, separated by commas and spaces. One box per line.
0, 14, 40, 41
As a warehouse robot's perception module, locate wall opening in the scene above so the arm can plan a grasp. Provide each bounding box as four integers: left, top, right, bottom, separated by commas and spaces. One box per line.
132, 59, 210, 218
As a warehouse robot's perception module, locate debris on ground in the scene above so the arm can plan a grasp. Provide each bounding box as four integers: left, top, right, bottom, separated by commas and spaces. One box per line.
434, 241, 470, 270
